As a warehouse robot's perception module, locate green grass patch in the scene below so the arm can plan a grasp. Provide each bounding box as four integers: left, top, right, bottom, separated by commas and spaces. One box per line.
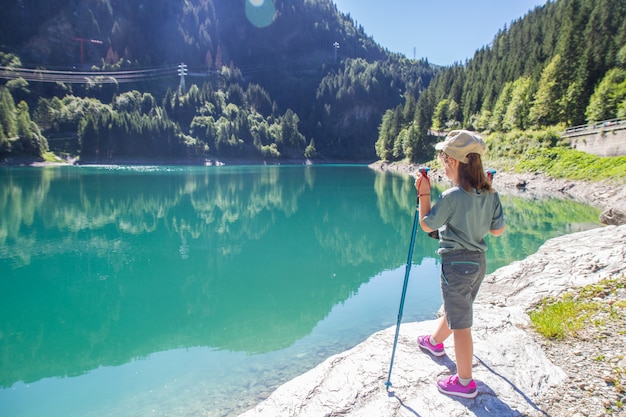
481, 128, 626, 182
515, 147, 626, 181
529, 296, 591, 339
42, 151, 65, 163
529, 276, 625, 340
486, 128, 566, 159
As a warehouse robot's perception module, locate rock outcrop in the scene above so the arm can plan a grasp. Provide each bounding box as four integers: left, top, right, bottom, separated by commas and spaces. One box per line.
600, 207, 626, 226
239, 224, 626, 417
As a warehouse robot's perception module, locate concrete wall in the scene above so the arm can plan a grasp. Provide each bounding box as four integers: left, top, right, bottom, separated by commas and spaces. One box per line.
565, 124, 626, 157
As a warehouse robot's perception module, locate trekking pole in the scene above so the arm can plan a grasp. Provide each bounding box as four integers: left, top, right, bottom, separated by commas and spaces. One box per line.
385, 166, 430, 389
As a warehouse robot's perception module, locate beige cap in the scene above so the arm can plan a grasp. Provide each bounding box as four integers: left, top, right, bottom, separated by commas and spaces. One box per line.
435, 130, 485, 164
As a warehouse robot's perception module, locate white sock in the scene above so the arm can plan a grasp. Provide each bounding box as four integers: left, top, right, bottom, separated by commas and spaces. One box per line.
458, 376, 472, 386
429, 335, 438, 345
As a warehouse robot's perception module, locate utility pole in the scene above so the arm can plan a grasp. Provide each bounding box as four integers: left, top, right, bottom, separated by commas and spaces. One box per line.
178, 62, 188, 93
333, 42, 340, 64
73, 38, 103, 67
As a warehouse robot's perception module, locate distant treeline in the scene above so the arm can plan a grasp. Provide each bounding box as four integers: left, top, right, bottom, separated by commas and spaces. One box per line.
0, 0, 436, 161
28, 78, 309, 160
1, 0, 625, 163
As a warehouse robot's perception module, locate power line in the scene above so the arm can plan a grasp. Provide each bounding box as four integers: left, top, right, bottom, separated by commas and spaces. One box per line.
0, 46, 339, 85
0, 65, 178, 84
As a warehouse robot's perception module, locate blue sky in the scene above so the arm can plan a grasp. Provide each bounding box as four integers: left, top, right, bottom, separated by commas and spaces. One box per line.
331, 0, 550, 66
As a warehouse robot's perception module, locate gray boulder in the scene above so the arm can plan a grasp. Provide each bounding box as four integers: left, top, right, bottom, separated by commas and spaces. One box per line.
600, 207, 626, 225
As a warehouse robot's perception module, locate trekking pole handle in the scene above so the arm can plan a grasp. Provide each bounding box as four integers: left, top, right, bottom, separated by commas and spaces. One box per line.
485, 168, 496, 185
415, 166, 431, 204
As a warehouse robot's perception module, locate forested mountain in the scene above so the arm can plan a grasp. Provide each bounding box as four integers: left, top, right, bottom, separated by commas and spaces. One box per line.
0, 0, 436, 161
377, 0, 626, 162
2, 0, 625, 164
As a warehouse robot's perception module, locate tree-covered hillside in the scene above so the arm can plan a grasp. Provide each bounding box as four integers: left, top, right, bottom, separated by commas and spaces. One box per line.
377, 0, 626, 163
3, 0, 625, 166
0, 0, 436, 161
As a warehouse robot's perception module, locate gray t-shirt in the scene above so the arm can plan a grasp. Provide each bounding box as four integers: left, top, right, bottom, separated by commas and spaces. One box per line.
423, 186, 505, 254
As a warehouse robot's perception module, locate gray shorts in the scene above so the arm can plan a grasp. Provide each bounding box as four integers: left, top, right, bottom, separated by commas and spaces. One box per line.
440, 250, 487, 329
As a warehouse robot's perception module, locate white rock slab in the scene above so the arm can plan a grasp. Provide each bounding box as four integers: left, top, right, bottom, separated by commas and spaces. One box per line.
239, 225, 626, 417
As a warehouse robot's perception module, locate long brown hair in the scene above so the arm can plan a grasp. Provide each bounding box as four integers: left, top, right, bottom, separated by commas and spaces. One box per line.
458, 153, 493, 193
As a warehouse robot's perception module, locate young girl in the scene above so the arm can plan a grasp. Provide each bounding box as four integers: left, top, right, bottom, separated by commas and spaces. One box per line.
414, 130, 505, 399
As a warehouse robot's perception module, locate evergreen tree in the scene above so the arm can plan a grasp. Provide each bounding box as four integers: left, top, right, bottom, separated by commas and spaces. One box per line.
304, 138, 317, 159
503, 76, 532, 131
585, 67, 626, 122
0, 87, 17, 143
375, 106, 401, 161
431, 99, 450, 132
280, 108, 305, 149
529, 55, 563, 127
489, 82, 514, 131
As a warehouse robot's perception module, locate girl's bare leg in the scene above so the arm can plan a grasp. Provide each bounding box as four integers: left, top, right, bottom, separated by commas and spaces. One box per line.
431, 314, 452, 344
452, 328, 473, 379
432, 315, 474, 379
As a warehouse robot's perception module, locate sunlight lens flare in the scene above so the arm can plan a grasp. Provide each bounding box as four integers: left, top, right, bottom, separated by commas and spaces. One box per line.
245, 0, 275, 28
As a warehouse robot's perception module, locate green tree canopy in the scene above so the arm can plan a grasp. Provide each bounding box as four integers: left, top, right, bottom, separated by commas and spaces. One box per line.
585, 67, 626, 122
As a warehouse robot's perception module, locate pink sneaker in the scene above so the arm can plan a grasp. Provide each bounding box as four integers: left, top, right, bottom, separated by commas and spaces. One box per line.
417, 335, 445, 357
437, 375, 477, 399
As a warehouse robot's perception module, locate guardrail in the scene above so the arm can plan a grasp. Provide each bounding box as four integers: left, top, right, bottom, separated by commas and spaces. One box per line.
563, 118, 626, 136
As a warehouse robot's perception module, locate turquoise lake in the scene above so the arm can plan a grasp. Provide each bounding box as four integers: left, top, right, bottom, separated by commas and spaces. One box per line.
0, 164, 601, 416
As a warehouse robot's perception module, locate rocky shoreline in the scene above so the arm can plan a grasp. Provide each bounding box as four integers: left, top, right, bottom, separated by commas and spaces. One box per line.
369, 161, 626, 218
239, 225, 625, 417
238, 162, 625, 417
531, 274, 626, 416
372, 161, 626, 417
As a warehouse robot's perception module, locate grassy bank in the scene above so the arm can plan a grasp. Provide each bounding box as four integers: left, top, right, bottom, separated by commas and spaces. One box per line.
485, 129, 626, 182
528, 274, 626, 411
529, 275, 626, 340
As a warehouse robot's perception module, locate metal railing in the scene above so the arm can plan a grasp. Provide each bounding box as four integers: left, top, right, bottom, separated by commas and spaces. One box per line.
563, 117, 626, 136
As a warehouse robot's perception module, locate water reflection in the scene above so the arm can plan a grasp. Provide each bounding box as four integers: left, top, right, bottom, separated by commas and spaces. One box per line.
0, 166, 403, 389
0, 165, 600, 396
